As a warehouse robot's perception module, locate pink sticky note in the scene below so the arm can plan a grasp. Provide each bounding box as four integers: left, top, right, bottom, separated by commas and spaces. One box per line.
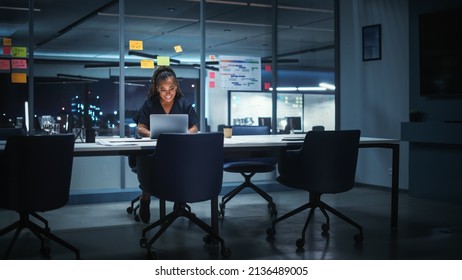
209, 71, 215, 79
0, 59, 10, 70
209, 81, 215, 88
11, 59, 28, 69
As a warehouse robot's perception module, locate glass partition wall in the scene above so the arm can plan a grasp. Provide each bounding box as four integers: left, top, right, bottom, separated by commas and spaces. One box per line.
0, 0, 336, 193
1, 0, 336, 135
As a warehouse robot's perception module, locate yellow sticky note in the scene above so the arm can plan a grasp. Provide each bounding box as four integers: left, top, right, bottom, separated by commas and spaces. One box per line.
129, 40, 143, 50
11, 72, 27, 83
140, 59, 155, 69
157, 56, 170, 66
11, 47, 27, 58
3, 38, 12, 46
174, 45, 182, 53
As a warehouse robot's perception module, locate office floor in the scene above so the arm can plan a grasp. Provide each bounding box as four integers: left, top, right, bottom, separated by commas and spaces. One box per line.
1, 186, 462, 260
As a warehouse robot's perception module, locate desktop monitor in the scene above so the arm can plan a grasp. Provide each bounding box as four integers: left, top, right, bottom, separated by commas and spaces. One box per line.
258, 117, 271, 128
286, 117, 302, 130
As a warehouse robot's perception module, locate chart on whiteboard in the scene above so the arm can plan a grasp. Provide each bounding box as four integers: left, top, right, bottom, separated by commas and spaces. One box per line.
219, 55, 261, 91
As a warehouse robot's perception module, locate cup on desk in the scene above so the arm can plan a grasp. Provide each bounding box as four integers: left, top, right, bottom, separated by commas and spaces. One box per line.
51, 123, 60, 134
85, 128, 96, 143
223, 126, 233, 138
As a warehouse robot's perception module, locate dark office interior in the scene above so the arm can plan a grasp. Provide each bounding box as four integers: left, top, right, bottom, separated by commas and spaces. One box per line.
1, 0, 462, 266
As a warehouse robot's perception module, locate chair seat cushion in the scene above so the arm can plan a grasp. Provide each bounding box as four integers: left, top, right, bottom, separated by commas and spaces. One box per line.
224, 160, 275, 173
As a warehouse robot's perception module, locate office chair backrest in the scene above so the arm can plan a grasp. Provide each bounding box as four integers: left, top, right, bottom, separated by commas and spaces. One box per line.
232, 125, 270, 135
301, 130, 360, 194
2, 134, 75, 212
137, 133, 224, 203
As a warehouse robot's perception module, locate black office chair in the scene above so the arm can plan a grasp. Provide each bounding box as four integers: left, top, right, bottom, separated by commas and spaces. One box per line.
0, 127, 26, 140
220, 125, 278, 217
267, 130, 363, 249
137, 133, 231, 259
0, 134, 80, 259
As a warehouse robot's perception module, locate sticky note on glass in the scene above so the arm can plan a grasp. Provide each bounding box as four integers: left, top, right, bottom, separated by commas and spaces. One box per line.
12, 72, 27, 83
3, 46, 11, 55
12, 59, 28, 69
209, 55, 216, 61
3, 38, 12, 46
0, 59, 10, 70
129, 40, 143, 50
140, 59, 155, 69
157, 56, 170, 66
11, 47, 27, 57
174, 45, 182, 53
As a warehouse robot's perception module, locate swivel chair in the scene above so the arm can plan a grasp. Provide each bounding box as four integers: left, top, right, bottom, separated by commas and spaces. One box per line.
137, 133, 231, 259
0, 134, 80, 259
0, 127, 25, 140
267, 130, 363, 248
220, 125, 277, 217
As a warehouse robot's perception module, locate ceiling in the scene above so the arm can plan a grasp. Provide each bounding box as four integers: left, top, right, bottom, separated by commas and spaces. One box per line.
0, 0, 335, 71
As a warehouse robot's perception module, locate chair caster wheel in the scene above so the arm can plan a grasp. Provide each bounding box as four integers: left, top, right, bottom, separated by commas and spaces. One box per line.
127, 206, 133, 214
40, 246, 51, 257
354, 234, 364, 244
266, 227, 276, 237
140, 238, 147, 248
147, 250, 157, 260
296, 238, 305, 248
221, 247, 232, 258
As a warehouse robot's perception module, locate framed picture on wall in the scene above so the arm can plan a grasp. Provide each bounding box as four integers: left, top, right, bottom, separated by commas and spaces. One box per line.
362, 24, 382, 61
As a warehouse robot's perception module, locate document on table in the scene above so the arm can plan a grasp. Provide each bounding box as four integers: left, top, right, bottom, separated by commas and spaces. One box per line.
96, 138, 155, 146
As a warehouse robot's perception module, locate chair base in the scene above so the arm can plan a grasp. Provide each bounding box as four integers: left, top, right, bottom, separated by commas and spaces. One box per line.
126, 194, 141, 222
219, 172, 277, 217
126, 192, 167, 223
267, 193, 363, 248
140, 202, 231, 259
0, 212, 80, 259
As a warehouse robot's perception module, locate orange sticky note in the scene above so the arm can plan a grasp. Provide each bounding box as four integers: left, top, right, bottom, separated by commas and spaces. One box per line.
11, 47, 27, 57
157, 56, 170, 66
174, 45, 183, 53
12, 59, 27, 69
0, 59, 10, 70
3, 38, 12, 46
140, 59, 155, 69
11, 72, 27, 83
129, 40, 143, 50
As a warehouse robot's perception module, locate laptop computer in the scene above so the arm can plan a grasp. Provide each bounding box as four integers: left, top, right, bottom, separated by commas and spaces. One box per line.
149, 114, 188, 139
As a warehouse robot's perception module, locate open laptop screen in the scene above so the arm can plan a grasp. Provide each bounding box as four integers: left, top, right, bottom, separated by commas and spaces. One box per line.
149, 114, 188, 139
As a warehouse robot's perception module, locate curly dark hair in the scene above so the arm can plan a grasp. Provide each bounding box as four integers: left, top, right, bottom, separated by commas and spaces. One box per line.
147, 66, 184, 99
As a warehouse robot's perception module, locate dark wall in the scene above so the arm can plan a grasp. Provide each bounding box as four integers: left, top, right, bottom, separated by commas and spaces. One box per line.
409, 0, 462, 122
406, 0, 462, 203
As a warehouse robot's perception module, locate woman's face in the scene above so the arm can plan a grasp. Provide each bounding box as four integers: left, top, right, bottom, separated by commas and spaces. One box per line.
157, 76, 177, 104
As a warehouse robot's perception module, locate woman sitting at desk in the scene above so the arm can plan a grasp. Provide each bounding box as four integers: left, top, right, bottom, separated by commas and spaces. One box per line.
133, 66, 198, 223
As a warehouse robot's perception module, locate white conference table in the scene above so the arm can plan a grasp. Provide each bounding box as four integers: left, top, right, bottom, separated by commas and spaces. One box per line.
1, 134, 400, 230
